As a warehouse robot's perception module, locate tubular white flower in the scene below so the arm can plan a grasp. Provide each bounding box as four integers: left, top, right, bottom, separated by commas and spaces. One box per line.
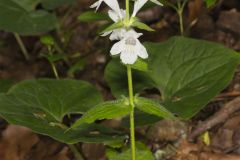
101, 9, 126, 41
110, 29, 148, 64
132, 0, 163, 17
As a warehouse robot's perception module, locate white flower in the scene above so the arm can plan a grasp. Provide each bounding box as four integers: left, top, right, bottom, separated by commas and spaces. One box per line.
90, 0, 103, 11
90, 0, 121, 17
132, 0, 163, 17
101, 9, 126, 40
110, 29, 148, 64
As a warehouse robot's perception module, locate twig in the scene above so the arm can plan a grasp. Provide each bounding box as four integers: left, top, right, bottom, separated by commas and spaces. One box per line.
13, 33, 30, 60
188, 97, 240, 141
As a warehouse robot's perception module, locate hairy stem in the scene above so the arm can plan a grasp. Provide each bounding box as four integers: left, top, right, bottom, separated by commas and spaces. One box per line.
68, 144, 84, 160
127, 65, 136, 160
13, 33, 30, 60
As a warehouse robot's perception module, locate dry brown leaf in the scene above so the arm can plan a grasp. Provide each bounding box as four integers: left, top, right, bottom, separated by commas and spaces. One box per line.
0, 125, 39, 160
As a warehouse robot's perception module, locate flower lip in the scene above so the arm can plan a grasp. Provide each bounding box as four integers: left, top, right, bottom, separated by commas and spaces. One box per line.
125, 37, 137, 46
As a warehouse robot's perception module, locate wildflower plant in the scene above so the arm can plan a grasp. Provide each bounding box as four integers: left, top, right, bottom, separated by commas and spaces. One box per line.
0, 0, 240, 160
88, 0, 165, 159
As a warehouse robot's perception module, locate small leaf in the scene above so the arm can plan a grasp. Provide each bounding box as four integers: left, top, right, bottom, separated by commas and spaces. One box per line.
201, 131, 211, 146
132, 21, 155, 32
67, 58, 87, 76
204, 0, 217, 8
100, 21, 124, 34
78, 11, 110, 22
107, 142, 154, 160
71, 99, 131, 128
40, 35, 54, 46
131, 59, 148, 72
135, 97, 174, 119
41, 54, 66, 62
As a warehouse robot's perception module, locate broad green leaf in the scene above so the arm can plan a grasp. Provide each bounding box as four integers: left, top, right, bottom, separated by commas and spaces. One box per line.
41, 0, 75, 9
71, 99, 131, 128
204, 0, 217, 7
107, 142, 154, 160
0, 0, 57, 35
104, 59, 154, 98
78, 11, 110, 22
145, 36, 240, 119
0, 79, 125, 144
132, 21, 155, 32
100, 21, 124, 34
12, 0, 41, 11
135, 97, 174, 119
0, 79, 14, 93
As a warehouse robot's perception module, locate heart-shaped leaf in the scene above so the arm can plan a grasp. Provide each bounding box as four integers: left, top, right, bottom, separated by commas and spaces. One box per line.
0, 0, 57, 35
71, 99, 131, 129
0, 79, 125, 144
145, 36, 240, 119
104, 59, 154, 98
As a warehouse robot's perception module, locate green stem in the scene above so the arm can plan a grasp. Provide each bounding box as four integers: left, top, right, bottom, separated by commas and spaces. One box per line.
127, 65, 136, 160
176, 0, 187, 36
68, 144, 84, 160
13, 33, 30, 60
48, 46, 60, 79
178, 10, 184, 36
125, 0, 130, 21
50, 62, 60, 79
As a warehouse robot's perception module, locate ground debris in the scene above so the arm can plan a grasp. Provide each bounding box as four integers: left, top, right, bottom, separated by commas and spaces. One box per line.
0, 125, 39, 160
189, 97, 240, 141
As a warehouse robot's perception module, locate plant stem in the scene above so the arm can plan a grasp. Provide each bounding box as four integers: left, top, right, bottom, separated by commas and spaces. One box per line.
13, 33, 30, 60
68, 144, 84, 160
125, 0, 130, 21
176, 0, 188, 36
127, 65, 136, 160
50, 63, 60, 79
48, 46, 60, 79
178, 10, 184, 36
